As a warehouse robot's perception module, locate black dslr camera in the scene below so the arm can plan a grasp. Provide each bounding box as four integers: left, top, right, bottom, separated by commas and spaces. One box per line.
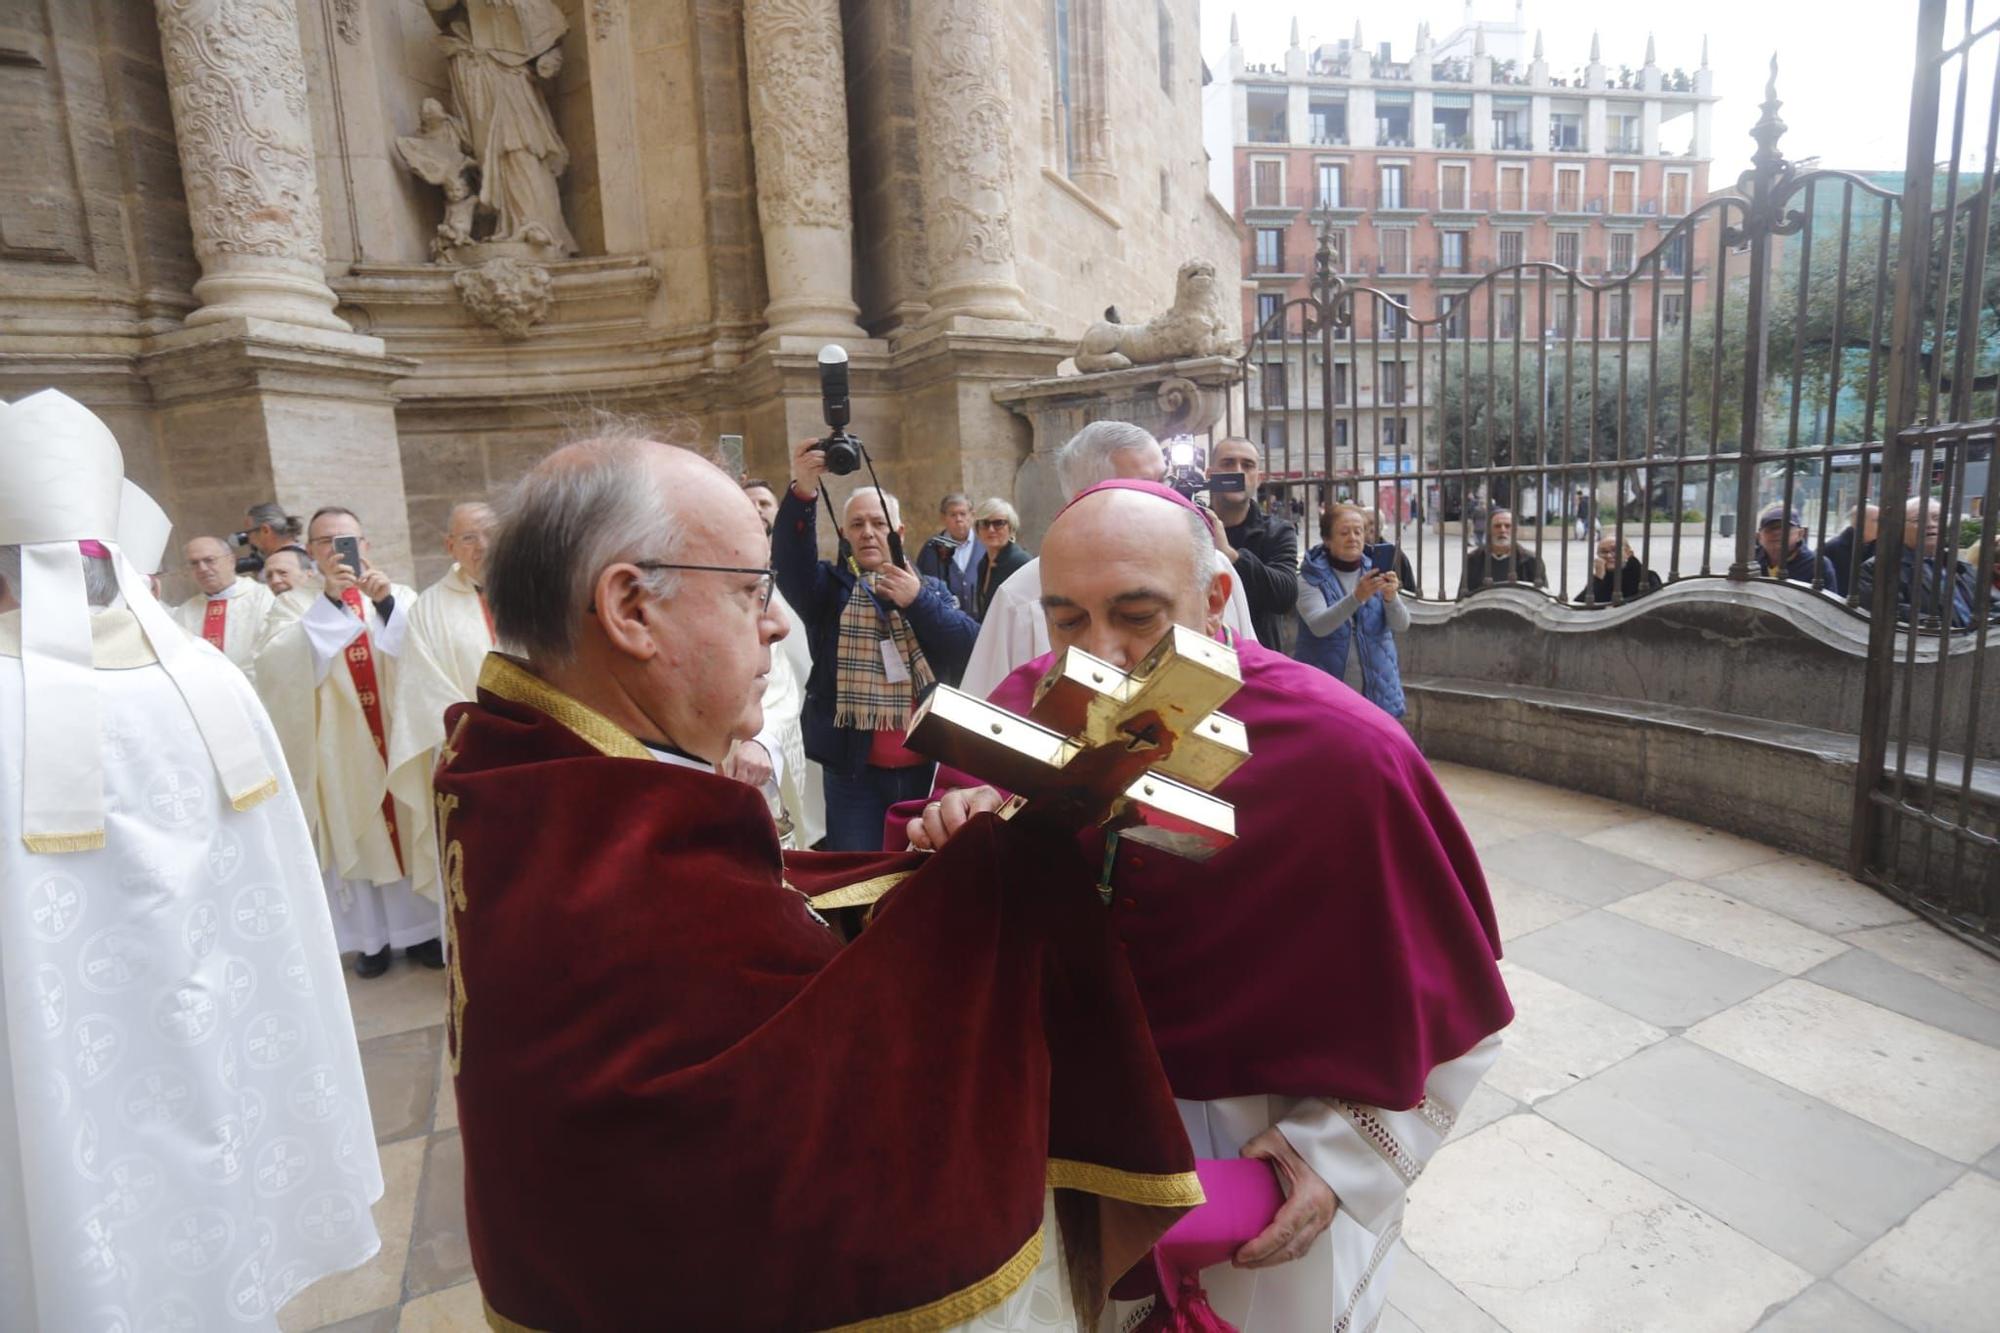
812, 345, 862, 476
229, 529, 263, 577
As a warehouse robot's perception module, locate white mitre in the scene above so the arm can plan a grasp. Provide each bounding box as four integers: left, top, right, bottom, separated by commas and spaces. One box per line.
0, 388, 275, 852
117, 478, 173, 577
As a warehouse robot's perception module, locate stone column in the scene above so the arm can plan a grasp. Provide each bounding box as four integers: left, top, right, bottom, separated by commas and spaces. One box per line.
154, 0, 347, 331
909, 0, 1034, 325
743, 0, 866, 340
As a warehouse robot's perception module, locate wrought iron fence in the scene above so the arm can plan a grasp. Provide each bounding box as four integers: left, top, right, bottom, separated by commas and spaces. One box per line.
1228, 15, 1999, 948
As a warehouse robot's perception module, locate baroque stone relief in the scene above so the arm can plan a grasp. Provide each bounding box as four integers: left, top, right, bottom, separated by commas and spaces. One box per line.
743, 0, 852, 229
914, 3, 1017, 270
394, 0, 579, 337
155, 0, 328, 266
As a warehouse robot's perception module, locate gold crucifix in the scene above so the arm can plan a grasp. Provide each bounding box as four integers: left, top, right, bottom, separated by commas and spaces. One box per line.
905, 626, 1250, 860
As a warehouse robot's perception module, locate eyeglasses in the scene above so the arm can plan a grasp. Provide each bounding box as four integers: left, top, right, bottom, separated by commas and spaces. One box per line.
632, 561, 775, 611
975, 519, 1011, 529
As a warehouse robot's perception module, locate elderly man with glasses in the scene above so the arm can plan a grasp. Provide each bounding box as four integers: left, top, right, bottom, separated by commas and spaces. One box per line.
434, 431, 1202, 1330
172, 532, 279, 677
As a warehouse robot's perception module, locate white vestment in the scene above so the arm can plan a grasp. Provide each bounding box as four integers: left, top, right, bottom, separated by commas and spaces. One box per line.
171, 577, 278, 679
0, 608, 384, 1331
384, 565, 494, 903
960, 553, 1260, 699
1101, 1036, 1503, 1333
252, 588, 439, 955
734, 588, 825, 849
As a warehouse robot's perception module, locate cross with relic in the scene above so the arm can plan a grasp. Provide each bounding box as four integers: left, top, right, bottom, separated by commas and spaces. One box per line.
905, 625, 1250, 865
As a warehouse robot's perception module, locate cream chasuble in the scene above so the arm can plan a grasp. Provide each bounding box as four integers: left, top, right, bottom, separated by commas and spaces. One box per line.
252, 587, 438, 955
385, 564, 494, 902
172, 577, 277, 678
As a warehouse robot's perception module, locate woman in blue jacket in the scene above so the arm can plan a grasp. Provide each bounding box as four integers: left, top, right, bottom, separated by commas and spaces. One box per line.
1293, 502, 1409, 717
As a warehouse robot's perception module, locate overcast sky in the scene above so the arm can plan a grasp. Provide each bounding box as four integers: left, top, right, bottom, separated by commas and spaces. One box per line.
1201, 1, 1959, 178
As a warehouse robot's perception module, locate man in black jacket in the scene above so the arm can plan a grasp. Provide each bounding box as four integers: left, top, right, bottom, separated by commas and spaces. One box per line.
1458, 509, 1546, 598
1206, 437, 1299, 646
1820, 502, 1879, 597
773, 438, 980, 849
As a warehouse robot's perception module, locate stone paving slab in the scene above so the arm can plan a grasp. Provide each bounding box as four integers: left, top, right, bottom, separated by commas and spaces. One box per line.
1756, 1280, 1911, 1332
1505, 909, 1785, 1028
1703, 857, 1918, 936
1477, 830, 1672, 907
1480, 962, 1667, 1104
1607, 880, 1852, 976
1833, 1172, 2000, 1332
1580, 813, 1786, 880
1536, 1039, 1962, 1275
1403, 1115, 1812, 1333
1805, 946, 2000, 1049
1687, 980, 2000, 1164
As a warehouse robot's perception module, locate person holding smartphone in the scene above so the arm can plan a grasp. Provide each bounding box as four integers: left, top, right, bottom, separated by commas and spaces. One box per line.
1293, 501, 1409, 718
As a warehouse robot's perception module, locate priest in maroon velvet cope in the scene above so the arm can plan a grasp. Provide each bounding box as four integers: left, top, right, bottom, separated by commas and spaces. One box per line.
900, 481, 1515, 1332
437, 437, 1203, 1331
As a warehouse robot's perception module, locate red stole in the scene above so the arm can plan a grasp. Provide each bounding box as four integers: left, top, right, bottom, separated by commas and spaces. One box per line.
200, 596, 228, 651
433, 666, 1201, 1331
340, 587, 404, 873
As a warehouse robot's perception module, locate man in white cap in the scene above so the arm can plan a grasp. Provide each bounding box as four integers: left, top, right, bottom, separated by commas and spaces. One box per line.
255, 507, 435, 979
386, 501, 498, 907
0, 388, 382, 1330
173, 534, 279, 678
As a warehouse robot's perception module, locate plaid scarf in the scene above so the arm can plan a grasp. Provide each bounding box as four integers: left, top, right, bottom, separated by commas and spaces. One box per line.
833, 573, 936, 731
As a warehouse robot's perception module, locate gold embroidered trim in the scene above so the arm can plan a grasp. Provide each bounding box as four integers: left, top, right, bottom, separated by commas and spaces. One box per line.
1333, 1100, 1421, 1186
1046, 1158, 1207, 1208
477, 653, 651, 760
228, 776, 280, 812
817, 1226, 1043, 1332
1414, 1094, 1457, 1139
1332, 1220, 1402, 1333
0, 608, 157, 669
23, 829, 107, 854
809, 871, 916, 910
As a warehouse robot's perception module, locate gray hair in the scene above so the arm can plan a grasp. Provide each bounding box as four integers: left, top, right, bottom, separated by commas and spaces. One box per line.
938, 492, 970, 514
485, 434, 686, 667
0, 546, 121, 607
972, 496, 1020, 531
1184, 507, 1219, 596
843, 486, 902, 529
1055, 420, 1159, 500
247, 501, 302, 541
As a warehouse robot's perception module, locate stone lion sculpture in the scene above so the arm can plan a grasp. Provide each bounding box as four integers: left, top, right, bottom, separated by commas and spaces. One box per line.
1073, 258, 1238, 372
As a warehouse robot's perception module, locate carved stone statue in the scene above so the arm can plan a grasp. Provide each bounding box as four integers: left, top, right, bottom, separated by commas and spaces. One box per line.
1073, 259, 1238, 373
414, 0, 577, 261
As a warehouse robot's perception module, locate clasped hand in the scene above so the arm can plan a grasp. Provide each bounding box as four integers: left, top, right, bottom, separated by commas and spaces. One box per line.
326, 558, 391, 604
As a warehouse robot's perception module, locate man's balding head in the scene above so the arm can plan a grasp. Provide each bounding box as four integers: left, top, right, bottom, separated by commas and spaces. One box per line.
1054, 421, 1167, 501
1038, 486, 1227, 670
486, 435, 783, 763
184, 535, 236, 596
1902, 494, 1945, 554
445, 500, 498, 582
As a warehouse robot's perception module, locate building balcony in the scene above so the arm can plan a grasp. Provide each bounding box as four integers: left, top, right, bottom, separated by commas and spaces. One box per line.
1433, 130, 1474, 150
1493, 132, 1535, 151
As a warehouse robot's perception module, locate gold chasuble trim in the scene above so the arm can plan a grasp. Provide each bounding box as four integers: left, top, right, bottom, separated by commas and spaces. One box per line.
477, 653, 653, 760
22, 829, 108, 854
809, 871, 916, 910
1046, 1158, 1207, 1208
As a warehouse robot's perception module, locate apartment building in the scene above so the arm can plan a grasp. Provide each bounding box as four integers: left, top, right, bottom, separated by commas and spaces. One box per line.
1222, 10, 1720, 476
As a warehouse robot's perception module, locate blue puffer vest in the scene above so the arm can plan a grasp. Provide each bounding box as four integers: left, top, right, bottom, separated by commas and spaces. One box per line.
1293, 546, 1407, 717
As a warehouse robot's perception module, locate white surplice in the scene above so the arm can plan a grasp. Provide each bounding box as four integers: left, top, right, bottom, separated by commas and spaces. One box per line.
171, 577, 278, 679
384, 565, 493, 904
0, 607, 384, 1331
1101, 1035, 1503, 1333
731, 588, 826, 849
959, 553, 1261, 699
252, 587, 438, 955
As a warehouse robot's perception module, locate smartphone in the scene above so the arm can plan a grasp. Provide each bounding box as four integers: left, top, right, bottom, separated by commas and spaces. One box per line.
1364, 542, 1397, 574
332, 534, 363, 578
717, 433, 745, 477
1209, 473, 1248, 494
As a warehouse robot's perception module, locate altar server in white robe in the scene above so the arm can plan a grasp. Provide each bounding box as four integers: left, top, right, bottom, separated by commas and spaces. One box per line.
0, 388, 381, 1332
254, 507, 436, 979
959, 421, 1258, 698
385, 502, 498, 905
174, 535, 278, 678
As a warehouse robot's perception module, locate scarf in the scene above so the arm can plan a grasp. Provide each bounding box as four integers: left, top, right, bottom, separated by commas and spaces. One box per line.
833, 572, 935, 731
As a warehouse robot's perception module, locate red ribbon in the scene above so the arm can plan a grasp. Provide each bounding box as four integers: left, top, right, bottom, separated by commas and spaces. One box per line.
341, 586, 405, 875
200, 598, 228, 652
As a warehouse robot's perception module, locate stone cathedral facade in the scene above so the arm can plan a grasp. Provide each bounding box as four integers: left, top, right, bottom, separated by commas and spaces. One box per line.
0, 0, 1238, 587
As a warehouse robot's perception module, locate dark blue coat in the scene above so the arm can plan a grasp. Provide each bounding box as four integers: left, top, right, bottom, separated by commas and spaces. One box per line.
772, 488, 980, 776
1754, 540, 1835, 589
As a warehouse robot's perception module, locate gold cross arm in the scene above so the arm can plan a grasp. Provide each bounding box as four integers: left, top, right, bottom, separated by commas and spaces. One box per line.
904, 626, 1250, 860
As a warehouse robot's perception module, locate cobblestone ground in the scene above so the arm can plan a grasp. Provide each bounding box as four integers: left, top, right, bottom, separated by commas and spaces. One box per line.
289, 764, 2000, 1333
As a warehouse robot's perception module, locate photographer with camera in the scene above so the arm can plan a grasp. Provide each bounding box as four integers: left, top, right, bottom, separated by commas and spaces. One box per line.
775, 410, 979, 849
1295, 503, 1409, 719
1205, 437, 1298, 648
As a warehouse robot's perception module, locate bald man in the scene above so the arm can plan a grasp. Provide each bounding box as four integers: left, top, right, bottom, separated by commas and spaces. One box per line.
910, 481, 1512, 1333
1856, 494, 1985, 628
388, 501, 503, 910
172, 532, 278, 677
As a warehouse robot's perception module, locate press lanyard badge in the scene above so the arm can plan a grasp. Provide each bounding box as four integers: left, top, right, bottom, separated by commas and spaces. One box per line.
880, 637, 911, 684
